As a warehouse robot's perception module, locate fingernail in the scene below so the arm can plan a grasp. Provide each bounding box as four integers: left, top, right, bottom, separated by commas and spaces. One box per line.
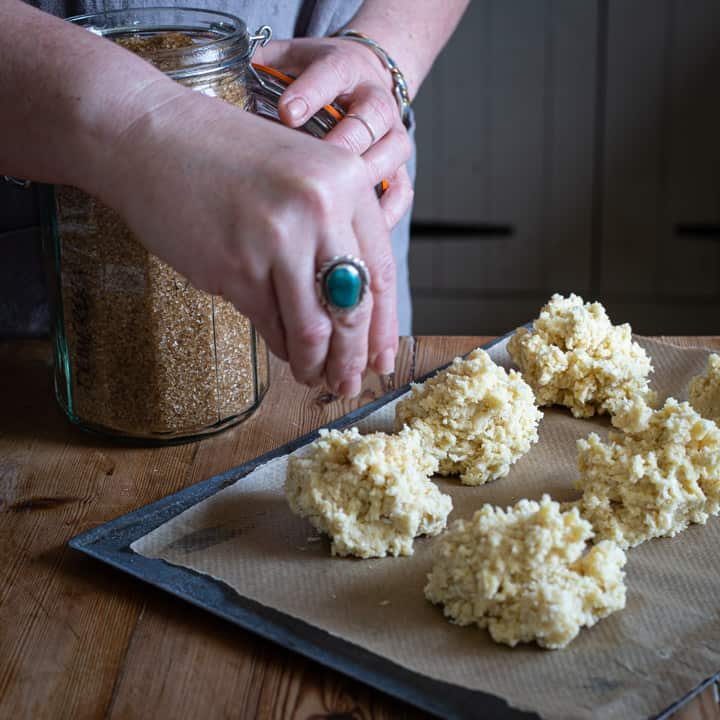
339, 376, 361, 398
374, 349, 395, 375
286, 97, 308, 124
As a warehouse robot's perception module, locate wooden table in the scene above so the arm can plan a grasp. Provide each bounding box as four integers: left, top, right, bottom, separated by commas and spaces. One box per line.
1, 336, 719, 720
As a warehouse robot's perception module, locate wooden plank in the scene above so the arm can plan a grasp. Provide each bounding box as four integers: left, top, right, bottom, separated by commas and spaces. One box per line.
600, 0, 670, 294
413, 335, 491, 377
0, 342, 155, 719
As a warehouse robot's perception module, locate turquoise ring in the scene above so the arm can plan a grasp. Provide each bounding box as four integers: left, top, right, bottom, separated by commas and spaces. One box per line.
316, 255, 370, 313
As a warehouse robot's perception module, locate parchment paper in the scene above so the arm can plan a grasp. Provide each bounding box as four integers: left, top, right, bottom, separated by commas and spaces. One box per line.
132, 336, 720, 720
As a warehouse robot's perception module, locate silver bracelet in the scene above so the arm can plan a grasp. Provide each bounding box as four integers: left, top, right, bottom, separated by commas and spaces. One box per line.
332, 28, 411, 129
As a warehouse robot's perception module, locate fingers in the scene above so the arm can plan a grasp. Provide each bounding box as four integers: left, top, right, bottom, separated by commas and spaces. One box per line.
314, 221, 372, 396
251, 38, 290, 70
323, 286, 373, 398
351, 190, 399, 376
272, 252, 332, 386
360, 125, 412, 184
379, 165, 414, 230
324, 85, 399, 156
250, 280, 289, 363
222, 274, 289, 363
276, 50, 358, 127
249, 306, 288, 363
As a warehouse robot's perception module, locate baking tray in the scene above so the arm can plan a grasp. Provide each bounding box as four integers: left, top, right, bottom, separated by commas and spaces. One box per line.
68, 333, 719, 719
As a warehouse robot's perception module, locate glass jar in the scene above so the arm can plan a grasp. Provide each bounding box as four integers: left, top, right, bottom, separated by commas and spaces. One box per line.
43, 8, 289, 443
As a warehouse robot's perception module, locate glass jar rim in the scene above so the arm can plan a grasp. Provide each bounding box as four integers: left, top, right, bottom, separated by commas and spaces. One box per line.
67, 6, 254, 81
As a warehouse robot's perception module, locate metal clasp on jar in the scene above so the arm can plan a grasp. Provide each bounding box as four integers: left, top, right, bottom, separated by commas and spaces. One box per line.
248, 25, 272, 57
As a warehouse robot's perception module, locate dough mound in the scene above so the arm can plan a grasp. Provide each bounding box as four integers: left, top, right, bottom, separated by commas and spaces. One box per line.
689, 353, 720, 423
395, 348, 542, 486
424, 495, 626, 649
285, 426, 452, 558
507, 293, 654, 422
576, 398, 720, 548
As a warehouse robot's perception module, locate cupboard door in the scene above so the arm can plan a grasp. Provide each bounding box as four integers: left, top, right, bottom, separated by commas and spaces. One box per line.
663, 0, 720, 296
601, 0, 720, 301
600, 0, 668, 297
411, 0, 597, 326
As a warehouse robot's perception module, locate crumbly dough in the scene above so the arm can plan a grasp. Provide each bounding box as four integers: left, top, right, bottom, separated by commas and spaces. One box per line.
285, 426, 452, 558
424, 495, 626, 649
689, 353, 720, 423
576, 398, 720, 548
394, 348, 542, 486
507, 293, 655, 424
608, 395, 654, 434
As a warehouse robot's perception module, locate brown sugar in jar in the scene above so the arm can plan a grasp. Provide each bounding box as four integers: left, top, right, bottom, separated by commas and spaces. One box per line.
46, 8, 273, 441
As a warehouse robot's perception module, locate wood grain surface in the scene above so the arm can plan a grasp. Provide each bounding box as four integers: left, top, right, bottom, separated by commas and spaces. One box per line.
1, 336, 718, 720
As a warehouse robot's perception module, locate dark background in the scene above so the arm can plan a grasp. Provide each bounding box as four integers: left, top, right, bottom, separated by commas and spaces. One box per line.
410, 0, 720, 335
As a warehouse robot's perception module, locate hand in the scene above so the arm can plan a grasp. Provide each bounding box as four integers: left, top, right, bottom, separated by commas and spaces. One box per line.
94, 84, 398, 397
257, 37, 414, 229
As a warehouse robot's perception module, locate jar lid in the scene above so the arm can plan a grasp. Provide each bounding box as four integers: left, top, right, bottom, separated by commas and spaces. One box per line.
68, 8, 257, 81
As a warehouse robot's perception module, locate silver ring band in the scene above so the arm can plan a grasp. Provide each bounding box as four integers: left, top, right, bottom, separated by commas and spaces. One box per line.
316, 255, 371, 314
345, 113, 377, 144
